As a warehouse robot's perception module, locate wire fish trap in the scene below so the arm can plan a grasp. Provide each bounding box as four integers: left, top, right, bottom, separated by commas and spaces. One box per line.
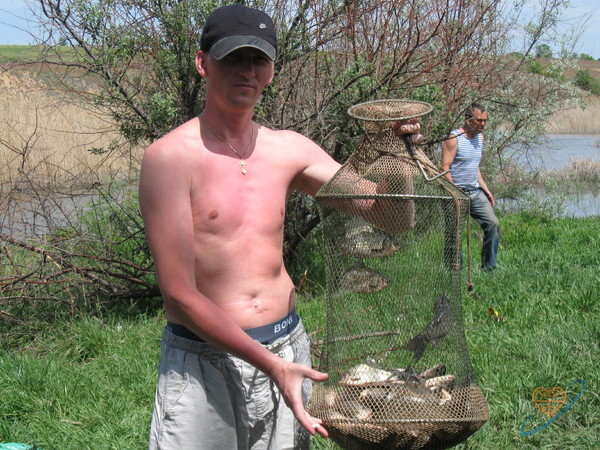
309, 100, 488, 449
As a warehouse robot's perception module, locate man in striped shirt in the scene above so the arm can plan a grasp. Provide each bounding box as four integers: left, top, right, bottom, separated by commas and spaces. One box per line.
441, 103, 500, 271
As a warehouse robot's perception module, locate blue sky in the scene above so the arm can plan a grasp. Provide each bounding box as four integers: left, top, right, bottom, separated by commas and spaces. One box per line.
1, 0, 599, 58
560, 0, 600, 57
0, 0, 31, 45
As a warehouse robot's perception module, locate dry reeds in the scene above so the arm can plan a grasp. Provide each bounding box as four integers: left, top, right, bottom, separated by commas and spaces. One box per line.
546, 95, 600, 135
544, 156, 600, 187
0, 68, 144, 191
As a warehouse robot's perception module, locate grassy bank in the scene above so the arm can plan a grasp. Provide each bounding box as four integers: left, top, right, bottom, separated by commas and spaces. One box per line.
1, 213, 597, 449
0, 45, 80, 63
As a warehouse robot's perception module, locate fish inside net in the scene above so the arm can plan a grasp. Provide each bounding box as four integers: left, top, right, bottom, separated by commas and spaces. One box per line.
308, 100, 488, 449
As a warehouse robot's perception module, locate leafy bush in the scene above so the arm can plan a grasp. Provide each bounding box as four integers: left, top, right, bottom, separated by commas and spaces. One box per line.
574, 68, 600, 95
535, 43, 553, 58
527, 58, 564, 79
0, 183, 160, 349
578, 53, 596, 61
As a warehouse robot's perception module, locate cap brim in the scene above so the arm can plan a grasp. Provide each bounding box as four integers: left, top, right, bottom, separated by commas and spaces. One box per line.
210, 35, 276, 61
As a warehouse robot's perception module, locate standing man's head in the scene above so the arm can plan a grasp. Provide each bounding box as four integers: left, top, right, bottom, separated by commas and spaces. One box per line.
464, 103, 487, 135
197, 4, 278, 109
200, 4, 277, 61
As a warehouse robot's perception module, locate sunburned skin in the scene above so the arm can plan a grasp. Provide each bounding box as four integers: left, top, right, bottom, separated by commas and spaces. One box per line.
154, 118, 340, 330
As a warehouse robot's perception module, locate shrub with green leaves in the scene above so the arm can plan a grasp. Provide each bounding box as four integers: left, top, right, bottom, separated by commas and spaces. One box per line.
574, 68, 600, 95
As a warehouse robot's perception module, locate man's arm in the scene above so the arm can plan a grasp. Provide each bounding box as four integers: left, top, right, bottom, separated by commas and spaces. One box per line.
440, 134, 457, 183
139, 140, 329, 437
296, 121, 423, 194
297, 123, 423, 234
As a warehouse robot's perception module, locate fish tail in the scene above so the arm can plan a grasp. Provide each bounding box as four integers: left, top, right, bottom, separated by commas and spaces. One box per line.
403, 334, 427, 361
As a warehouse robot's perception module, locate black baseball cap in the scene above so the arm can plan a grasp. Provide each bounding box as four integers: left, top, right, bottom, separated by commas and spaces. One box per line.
200, 4, 277, 61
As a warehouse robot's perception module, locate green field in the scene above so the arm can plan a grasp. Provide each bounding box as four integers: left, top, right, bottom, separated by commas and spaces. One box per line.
0, 44, 78, 63
0, 45, 44, 62
1, 213, 598, 449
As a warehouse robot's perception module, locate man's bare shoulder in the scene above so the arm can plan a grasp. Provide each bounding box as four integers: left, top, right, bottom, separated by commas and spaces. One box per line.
262, 126, 319, 146
259, 127, 333, 164
442, 132, 459, 151
146, 118, 200, 155
256, 127, 340, 195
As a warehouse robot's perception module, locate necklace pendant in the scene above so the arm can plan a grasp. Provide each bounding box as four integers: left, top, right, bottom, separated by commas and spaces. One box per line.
239, 160, 247, 175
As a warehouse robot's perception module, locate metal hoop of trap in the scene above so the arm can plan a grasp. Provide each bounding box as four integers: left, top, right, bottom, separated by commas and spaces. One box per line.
347, 99, 446, 182
347, 99, 433, 122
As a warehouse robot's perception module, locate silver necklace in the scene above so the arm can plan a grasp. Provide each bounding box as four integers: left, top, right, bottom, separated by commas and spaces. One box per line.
203, 118, 254, 175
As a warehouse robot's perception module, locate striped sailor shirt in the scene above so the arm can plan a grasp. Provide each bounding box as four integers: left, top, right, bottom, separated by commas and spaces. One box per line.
449, 128, 483, 191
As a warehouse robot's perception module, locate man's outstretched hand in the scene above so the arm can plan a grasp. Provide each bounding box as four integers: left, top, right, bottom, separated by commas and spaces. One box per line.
271, 361, 330, 438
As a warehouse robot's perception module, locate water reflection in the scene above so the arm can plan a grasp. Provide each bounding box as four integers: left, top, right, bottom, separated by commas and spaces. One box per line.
504, 134, 600, 217
0, 191, 97, 238
522, 134, 599, 171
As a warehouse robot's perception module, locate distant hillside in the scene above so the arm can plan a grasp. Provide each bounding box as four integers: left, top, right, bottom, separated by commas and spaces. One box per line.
536, 57, 600, 82
2, 45, 598, 137
577, 59, 600, 80
2, 44, 600, 80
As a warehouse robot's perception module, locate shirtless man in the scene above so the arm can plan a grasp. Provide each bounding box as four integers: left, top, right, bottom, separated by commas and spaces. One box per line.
140, 4, 422, 449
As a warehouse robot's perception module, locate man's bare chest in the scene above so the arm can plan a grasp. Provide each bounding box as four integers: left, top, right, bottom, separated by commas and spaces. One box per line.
189, 157, 296, 234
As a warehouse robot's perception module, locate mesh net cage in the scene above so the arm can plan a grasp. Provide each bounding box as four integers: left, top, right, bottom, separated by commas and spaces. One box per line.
308, 100, 488, 449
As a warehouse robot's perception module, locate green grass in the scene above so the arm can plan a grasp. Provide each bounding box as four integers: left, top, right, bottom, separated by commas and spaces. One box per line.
0, 45, 79, 63
1, 213, 598, 449
0, 45, 39, 62
0, 315, 163, 449
455, 214, 598, 450
304, 213, 599, 449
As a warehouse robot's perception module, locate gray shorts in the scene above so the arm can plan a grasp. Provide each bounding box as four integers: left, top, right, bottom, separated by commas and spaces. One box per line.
148, 319, 312, 450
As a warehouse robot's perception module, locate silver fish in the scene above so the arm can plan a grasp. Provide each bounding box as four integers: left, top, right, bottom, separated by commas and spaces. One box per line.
340, 360, 422, 390
424, 375, 456, 391
339, 363, 401, 386
358, 384, 448, 409
403, 293, 454, 361
335, 400, 373, 420
336, 360, 455, 414
358, 386, 393, 402
419, 363, 446, 380
339, 266, 391, 293
430, 387, 452, 405
335, 220, 402, 258
344, 218, 375, 236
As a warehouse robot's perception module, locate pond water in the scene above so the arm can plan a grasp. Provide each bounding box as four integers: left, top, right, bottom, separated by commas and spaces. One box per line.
0, 191, 99, 237
501, 134, 600, 218
517, 134, 599, 170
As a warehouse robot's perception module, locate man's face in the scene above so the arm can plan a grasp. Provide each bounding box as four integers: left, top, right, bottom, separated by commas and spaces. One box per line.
199, 47, 274, 110
465, 109, 488, 134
